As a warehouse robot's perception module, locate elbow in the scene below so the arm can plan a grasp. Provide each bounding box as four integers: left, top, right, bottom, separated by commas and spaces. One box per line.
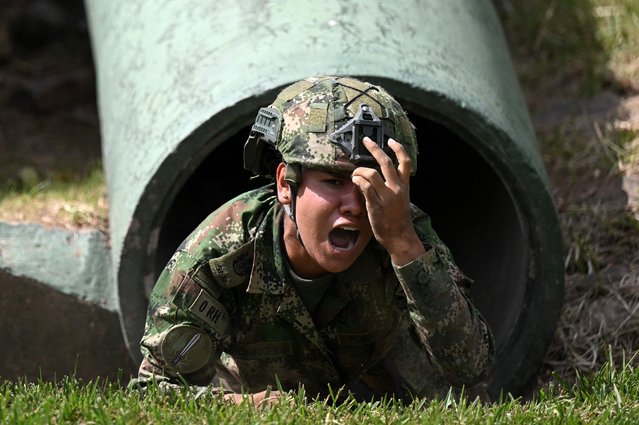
440, 325, 496, 386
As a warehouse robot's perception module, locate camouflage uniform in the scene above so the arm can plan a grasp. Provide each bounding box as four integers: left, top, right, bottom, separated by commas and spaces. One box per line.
135, 186, 493, 400
133, 76, 494, 401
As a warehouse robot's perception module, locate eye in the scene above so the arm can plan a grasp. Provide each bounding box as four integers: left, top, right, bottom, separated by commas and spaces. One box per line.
323, 178, 343, 186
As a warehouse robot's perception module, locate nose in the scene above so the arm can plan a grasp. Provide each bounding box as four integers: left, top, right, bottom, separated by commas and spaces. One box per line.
340, 182, 366, 217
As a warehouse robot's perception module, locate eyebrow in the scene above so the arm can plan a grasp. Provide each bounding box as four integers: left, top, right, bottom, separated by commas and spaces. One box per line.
321, 170, 352, 179
304, 166, 354, 180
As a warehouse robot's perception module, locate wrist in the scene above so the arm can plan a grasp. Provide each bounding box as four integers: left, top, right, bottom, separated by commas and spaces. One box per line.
386, 231, 425, 267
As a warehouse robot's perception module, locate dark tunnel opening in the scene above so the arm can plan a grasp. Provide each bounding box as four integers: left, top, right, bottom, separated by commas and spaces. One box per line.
156, 115, 527, 348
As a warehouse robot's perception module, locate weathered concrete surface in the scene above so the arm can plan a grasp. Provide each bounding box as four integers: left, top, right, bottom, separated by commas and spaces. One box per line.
0, 222, 135, 381
0, 223, 116, 310
87, 0, 545, 277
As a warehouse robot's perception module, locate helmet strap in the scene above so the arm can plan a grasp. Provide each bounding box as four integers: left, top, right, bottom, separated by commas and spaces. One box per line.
284, 164, 304, 245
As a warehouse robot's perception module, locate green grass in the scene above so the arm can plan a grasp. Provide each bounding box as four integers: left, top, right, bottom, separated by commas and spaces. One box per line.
3, 359, 639, 424
0, 163, 108, 229
497, 0, 639, 97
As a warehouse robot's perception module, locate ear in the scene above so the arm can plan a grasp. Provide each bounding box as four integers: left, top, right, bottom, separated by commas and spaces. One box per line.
275, 162, 291, 205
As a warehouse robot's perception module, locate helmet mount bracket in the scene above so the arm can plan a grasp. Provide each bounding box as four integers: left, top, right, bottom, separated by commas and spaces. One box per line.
329, 103, 396, 168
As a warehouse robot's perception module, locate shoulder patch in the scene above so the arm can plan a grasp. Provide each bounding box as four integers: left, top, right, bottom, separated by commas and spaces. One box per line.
161, 325, 213, 374
208, 239, 254, 288
187, 289, 231, 335
192, 263, 222, 298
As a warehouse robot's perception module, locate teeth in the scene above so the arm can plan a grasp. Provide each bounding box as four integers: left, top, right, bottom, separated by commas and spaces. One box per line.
339, 226, 358, 231
333, 244, 353, 252
330, 226, 359, 251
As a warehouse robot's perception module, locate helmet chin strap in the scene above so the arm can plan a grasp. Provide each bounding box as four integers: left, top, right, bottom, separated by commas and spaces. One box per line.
284, 164, 304, 246
282, 203, 302, 243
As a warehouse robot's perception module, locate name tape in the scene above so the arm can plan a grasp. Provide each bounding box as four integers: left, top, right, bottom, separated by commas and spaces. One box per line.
187, 289, 230, 336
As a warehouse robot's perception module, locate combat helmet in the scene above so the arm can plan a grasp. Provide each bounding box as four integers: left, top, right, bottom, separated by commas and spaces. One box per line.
243, 76, 418, 240
243, 75, 418, 179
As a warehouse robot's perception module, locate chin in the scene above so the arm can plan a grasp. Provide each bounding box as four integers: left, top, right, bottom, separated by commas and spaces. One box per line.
326, 262, 353, 274
320, 254, 359, 274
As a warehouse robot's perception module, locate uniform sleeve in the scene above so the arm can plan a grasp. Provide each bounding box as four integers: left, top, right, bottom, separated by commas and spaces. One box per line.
391, 209, 495, 386
129, 248, 232, 394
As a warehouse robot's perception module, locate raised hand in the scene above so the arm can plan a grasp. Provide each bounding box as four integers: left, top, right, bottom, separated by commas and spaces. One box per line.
351, 137, 425, 266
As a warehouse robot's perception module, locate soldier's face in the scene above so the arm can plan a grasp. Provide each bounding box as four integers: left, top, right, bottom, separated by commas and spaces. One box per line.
277, 165, 373, 279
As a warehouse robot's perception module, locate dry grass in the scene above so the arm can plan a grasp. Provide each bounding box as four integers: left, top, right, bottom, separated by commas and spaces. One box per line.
548, 273, 639, 378
541, 122, 639, 386
496, 0, 639, 388
533, 102, 639, 386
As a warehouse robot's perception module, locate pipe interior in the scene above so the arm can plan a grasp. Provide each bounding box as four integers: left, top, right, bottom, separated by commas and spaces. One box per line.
156, 114, 527, 347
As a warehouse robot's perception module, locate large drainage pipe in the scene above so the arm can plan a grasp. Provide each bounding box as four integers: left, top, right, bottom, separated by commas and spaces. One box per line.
86, 0, 564, 396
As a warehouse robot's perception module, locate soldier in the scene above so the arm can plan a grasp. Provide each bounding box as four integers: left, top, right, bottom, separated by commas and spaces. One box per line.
132, 75, 494, 405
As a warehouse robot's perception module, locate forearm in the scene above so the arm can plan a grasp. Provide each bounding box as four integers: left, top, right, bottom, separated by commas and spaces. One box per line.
131, 359, 239, 403
393, 247, 494, 385
131, 362, 285, 408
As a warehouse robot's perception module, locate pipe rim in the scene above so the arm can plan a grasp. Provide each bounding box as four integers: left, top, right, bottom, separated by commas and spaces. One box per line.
116, 79, 564, 395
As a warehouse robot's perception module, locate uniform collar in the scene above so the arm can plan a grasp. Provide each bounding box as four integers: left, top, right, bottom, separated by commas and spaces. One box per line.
246, 203, 289, 295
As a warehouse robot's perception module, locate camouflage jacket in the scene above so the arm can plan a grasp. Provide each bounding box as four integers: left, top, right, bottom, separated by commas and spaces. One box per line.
134, 185, 494, 400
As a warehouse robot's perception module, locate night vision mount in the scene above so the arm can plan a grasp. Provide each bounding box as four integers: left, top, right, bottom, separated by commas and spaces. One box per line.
329, 103, 395, 168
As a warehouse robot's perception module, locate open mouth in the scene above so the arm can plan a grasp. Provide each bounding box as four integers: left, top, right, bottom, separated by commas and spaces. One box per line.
329, 227, 360, 251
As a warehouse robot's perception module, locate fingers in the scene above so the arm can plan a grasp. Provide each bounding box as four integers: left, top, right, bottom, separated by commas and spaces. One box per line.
387, 138, 411, 183
361, 137, 411, 184
361, 137, 397, 181
352, 141, 387, 202
353, 137, 414, 250
351, 173, 382, 204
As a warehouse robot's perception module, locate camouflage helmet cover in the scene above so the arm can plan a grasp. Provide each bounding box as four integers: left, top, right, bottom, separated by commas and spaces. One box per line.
246, 76, 418, 176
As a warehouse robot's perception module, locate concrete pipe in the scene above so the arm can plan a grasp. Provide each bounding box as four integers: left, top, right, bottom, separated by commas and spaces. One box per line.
86, 0, 564, 396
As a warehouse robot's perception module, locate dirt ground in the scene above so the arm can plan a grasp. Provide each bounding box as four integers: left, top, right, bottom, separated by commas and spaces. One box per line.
530, 89, 639, 387
1, 0, 638, 392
